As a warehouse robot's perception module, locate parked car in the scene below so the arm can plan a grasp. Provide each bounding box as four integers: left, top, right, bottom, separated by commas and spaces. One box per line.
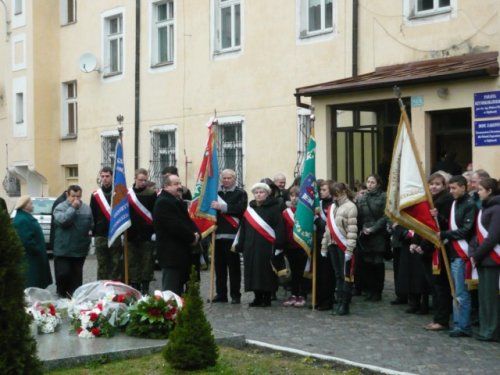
11, 197, 57, 254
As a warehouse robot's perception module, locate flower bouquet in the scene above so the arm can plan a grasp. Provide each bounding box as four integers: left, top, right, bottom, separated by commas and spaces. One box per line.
71, 301, 117, 338
126, 290, 182, 339
27, 302, 61, 334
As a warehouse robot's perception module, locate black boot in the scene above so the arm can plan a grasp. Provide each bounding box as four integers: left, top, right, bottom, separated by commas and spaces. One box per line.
140, 281, 150, 296
338, 302, 350, 316
261, 292, 272, 307
249, 292, 262, 307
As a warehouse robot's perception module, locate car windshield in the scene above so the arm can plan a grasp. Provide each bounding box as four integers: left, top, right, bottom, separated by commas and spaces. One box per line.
32, 199, 55, 215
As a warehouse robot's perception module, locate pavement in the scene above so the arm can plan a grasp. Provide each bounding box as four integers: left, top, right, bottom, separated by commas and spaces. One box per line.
38, 255, 499, 374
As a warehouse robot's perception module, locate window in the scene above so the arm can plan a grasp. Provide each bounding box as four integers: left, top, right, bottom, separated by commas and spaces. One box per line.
103, 13, 123, 76
14, 0, 23, 15
214, 0, 241, 53
2, 172, 21, 197
62, 81, 78, 137
217, 117, 244, 187
150, 128, 177, 186
294, 108, 313, 177
60, 0, 77, 25
406, 0, 453, 19
101, 134, 119, 168
152, 0, 174, 66
299, 0, 334, 38
15, 93, 24, 124
65, 165, 79, 184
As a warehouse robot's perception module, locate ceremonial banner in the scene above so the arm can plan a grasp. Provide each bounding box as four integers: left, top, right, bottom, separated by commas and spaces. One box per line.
385, 110, 440, 247
293, 136, 319, 256
189, 119, 220, 238
108, 138, 131, 247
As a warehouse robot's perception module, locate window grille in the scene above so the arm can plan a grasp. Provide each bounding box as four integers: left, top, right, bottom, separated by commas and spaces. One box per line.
149, 130, 176, 187
217, 120, 243, 187
101, 135, 118, 169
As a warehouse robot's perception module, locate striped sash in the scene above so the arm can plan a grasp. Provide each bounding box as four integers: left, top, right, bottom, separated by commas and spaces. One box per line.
127, 188, 153, 225
93, 189, 111, 221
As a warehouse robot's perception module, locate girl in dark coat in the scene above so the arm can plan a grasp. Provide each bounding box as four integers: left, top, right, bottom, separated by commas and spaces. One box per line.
356, 174, 388, 301
12, 195, 52, 289
469, 178, 500, 342
236, 182, 285, 307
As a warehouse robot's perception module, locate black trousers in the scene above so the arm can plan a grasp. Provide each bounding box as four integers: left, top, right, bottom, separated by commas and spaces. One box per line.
285, 248, 308, 297
54, 256, 86, 298
214, 239, 241, 299
162, 267, 189, 296
315, 246, 335, 307
329, 245, 353, 303
432, 269, 452, 327
363, 260, 385, 295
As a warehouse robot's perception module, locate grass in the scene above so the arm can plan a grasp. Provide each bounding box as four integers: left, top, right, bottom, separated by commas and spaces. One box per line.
45, 346, 367, 375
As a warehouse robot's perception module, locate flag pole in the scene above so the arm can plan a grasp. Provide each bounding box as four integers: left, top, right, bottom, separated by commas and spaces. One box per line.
209, 231, 216, 303
117, 125, 130, 285
394, 87, 456, 304
312, 232, 317, 310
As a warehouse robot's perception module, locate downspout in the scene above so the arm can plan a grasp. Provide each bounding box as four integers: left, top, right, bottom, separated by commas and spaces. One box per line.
134, 0, 141, 170
352, 0, 358, 77
0, 0, 11, 42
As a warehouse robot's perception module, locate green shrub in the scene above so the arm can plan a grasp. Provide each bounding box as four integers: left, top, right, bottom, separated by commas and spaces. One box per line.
0, 209, 43, 374
162, 267, 218, 370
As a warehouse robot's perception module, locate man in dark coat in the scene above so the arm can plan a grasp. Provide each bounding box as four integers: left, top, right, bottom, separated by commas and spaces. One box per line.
210, 169, 248, 304
153, 174, 200, 295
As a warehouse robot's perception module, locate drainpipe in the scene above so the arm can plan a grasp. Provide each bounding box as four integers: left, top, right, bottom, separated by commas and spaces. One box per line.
0, 0, 11, 42
352, 0, 358, 77
134, 0, 141, 170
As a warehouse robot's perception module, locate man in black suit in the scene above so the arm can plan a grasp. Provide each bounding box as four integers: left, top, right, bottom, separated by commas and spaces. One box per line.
153, 174, 200, 295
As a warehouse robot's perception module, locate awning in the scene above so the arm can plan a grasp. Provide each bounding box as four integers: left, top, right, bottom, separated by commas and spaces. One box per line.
296, 52, 499, 97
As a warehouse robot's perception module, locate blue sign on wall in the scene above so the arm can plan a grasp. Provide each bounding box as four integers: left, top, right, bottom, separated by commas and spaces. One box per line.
475, 120, 500, 146
474, 91, 500, 118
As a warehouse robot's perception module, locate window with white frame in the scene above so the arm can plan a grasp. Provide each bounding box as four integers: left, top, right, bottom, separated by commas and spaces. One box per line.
299, 0, 334, 38
15, 92, 24, 124
406, 0, 453, 19
103, 13, 123, 76
62, 81, 78, 137
150, 128, 177, 186
217, 118, 244, 187
12, 77, 26, 137
294, 108, 312, 177
214, 0, 241, 54
60, 0, 77, 25
101, 134, 119, 168
14, 0, 23, 15
152, 0, 174, 66
65, 165, 79, 184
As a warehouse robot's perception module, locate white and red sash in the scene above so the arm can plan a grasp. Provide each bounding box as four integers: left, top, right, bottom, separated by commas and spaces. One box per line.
282, 207, 295, 228
476, 210, 500, 264
319, 201, 328, 222
243, 206, 276, 244
127, 188, 153, 225
326, 204, 347, 252
449, 201, 470, 261
217, 196, 240, 229
93, 189, 111, 221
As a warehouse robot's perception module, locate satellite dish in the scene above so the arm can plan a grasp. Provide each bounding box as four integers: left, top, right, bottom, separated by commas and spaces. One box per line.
79, 53, 98, 73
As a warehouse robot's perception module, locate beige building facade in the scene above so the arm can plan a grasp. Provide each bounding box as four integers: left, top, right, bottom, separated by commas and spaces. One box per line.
1, 0, 499, 209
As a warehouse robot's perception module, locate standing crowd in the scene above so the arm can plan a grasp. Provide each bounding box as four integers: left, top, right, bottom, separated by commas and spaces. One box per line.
4, 163, 499, 343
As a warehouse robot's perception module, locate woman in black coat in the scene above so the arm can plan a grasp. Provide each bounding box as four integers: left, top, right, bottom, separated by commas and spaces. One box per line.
236, 182, 285, 307
469, 178, 500, 342
356, 174, 388, 301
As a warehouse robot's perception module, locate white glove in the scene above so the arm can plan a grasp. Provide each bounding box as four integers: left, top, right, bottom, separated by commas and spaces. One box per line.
274, 249, 283, 256
321, 249, 328, 258
345, 252, 352, 262
151, 233, 156, 241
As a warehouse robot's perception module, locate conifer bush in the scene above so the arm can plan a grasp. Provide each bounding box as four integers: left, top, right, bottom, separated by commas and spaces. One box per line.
162, 267, 219, 370
0, 209, 43, 374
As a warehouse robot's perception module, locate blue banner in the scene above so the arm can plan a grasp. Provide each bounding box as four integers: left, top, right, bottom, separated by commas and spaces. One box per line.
108, 139, 131, 247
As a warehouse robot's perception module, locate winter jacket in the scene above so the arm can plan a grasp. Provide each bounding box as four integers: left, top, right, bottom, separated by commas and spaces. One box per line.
321, 195, 358, 255
356, 188, 388, 254
128, 185, 157, 242
53, 200, 93, 257
469, 195, 500, 266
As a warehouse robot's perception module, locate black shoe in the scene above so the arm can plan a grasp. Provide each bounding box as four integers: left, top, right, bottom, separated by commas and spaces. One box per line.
368, 293, 381, 302
352, 289, 362, 296
260, 300, 271, 307
231, 297, 241, 304
405, 307, 419, 314
338, 303, 350, 316
364, 293, 374, 301
316, 303, 333, 311
211, 295, 228, 303
416, 308, 429, 315
249, 299, 262, 307
449, 329, 472, 338
390, 298, 407, 305
271, 292, 277, 301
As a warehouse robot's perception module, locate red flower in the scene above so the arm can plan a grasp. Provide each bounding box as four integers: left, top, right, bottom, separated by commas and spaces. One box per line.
89, 312, 99, 321
148, 308, 162, 317
91, 327, 101, 336
76, 327, 83, 334
96, 303, 103, 311
48, 305, 57, 316
165, 306, 177, 320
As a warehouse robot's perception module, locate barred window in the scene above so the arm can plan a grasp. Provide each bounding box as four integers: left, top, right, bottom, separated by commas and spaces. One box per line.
150, 129, 177, 187
101, 134, 118, 169
217, 118, 244, 187
294, 108, 312, 177
2, 171, 21, 197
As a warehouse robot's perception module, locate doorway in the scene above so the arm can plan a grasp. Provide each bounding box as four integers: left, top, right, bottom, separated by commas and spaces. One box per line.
430, 108, 472, 174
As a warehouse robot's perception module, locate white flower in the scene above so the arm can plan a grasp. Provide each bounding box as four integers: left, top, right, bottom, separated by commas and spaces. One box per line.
78, 329, 95, 339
